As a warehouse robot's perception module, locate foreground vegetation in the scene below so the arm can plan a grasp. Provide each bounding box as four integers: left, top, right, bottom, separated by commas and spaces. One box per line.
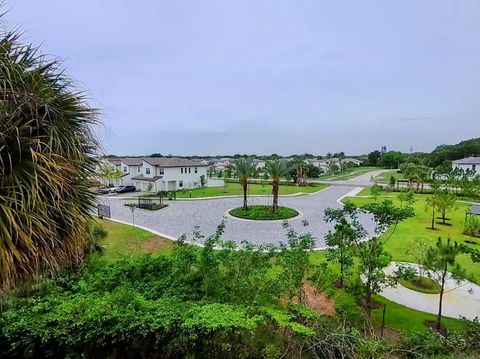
2, 205, 479, 358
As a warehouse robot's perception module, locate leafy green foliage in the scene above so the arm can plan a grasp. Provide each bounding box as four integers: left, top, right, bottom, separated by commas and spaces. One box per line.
0, 28, 100, 289
229, 205, 298, 220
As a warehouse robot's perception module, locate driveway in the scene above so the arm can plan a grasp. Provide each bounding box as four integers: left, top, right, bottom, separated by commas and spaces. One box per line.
100, 185, 376, 248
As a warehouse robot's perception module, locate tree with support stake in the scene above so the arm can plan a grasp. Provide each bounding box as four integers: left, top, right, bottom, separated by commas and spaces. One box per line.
422, 237, 465, 331
129, 205, 136, 228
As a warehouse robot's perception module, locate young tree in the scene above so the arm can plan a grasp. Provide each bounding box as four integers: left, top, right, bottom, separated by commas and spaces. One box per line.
97, 164, 123, 187
353, 200, 415, 328
422, 237, 464, 330
277, 222, 314, 303
233, 158, 256, 210
425, 192, 440, 230
370, 182, 382, 202
436, 190, 457, 225
324, 203, 366, 286
389, 174, 396, 189
265, 159, 290, 213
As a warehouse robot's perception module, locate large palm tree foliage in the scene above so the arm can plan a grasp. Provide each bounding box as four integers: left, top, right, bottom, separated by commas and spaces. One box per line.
233, 157, 256, 210
265, 159, 290, 213
0, 30, 100, 290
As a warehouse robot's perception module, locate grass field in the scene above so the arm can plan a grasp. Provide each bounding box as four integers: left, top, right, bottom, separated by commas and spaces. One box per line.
317, 166, 381, 180
399, 276, 441, 294
174, 182, 327, 198
99, 220, 173, 259
374, 170, 403, 184
342, 193, 479, 283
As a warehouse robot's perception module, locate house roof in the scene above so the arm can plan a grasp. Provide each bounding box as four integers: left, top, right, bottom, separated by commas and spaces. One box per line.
121, 157, 144, 166
453, 157, 480, 165
107, 158, 122, 165
142, 157, 207, 167
131, 175, 163, 181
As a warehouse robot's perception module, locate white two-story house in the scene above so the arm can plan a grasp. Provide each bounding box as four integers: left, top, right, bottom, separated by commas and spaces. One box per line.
132, 157, 208, 192
452, 157, 479, 175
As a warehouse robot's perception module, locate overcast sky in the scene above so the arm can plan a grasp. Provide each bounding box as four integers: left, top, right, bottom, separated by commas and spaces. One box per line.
6, 1, 480, 156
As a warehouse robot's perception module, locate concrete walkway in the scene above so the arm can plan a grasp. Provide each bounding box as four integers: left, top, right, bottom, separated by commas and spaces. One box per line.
381, 262, 480, 320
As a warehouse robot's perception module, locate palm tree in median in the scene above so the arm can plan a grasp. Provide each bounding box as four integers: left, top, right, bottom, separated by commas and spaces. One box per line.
234, 157, 256, 210
265, 159, 291, 213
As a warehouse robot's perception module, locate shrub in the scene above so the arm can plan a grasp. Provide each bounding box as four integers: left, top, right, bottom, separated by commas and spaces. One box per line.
463, 216, 480, 238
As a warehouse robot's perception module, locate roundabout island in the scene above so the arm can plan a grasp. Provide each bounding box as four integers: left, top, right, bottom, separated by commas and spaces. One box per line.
228, 205, 300, 221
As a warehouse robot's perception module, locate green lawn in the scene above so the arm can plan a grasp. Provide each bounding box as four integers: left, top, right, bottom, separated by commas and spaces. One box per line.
374, 170, 404, 184
399, 276, 441, 294
174, 182, 327, 198
342, 193, 479, 284
229, 205, 298, 220
99, 220, 173, 260
317, 166, 381, 180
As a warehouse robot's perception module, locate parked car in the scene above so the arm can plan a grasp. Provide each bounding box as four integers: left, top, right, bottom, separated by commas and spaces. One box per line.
115, 185, 136, 193
95, 188, 110, 195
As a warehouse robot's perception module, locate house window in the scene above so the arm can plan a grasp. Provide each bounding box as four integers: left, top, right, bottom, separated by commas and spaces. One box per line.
473, 164, 476, 171
137, 167, 140, 173
123, 166, 128, 173
146, 168, 150, 175
179, 180, 183, 188
181, 168, 183, 174
188, 168, 191, 173
159, 168, 164, 175
194, 167, 198, 173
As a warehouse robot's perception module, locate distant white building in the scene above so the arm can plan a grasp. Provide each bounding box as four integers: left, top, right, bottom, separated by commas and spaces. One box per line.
452, 157, 479, 174
105, 157, 208, 192
341, 158, 362, 166
254, 159, 266, 169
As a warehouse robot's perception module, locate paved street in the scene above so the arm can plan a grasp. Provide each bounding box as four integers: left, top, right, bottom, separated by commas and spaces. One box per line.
100, 185, 376, 248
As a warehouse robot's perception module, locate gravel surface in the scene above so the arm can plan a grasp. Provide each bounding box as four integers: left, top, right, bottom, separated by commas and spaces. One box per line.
99, 185, 376, 248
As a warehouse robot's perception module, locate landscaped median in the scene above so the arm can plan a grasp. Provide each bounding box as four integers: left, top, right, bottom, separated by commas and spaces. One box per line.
228, 205, 300, 220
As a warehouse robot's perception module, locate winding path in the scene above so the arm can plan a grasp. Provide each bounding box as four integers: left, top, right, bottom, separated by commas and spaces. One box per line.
99, 170, 391, 248
381, 262, 480, 320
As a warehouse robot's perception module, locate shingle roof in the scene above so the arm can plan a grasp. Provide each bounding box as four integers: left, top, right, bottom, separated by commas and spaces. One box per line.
131, 175, 163, 181
107, 158, 122, 165
452, 157, 480, 165
120, 157, 144, 166
142, 157, 207, 167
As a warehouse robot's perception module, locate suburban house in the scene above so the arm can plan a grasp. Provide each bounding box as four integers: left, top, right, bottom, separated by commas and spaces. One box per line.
253, 159, 266, 169
341, 158, 362, 166
452, 157, 479, 174
105, 157, 208, 191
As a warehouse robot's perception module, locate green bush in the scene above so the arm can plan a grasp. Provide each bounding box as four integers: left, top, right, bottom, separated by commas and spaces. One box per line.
229, 205, 298, 220
463, 216, 480, 238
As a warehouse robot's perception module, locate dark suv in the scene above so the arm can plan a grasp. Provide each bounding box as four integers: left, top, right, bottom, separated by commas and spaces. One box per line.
115, 185, 136, 193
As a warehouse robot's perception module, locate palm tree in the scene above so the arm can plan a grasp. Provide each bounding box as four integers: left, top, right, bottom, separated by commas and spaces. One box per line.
293, 158, 308, 186
265, 159, 290, 213
0, 28, 100, 289
234, 157, 256, 210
